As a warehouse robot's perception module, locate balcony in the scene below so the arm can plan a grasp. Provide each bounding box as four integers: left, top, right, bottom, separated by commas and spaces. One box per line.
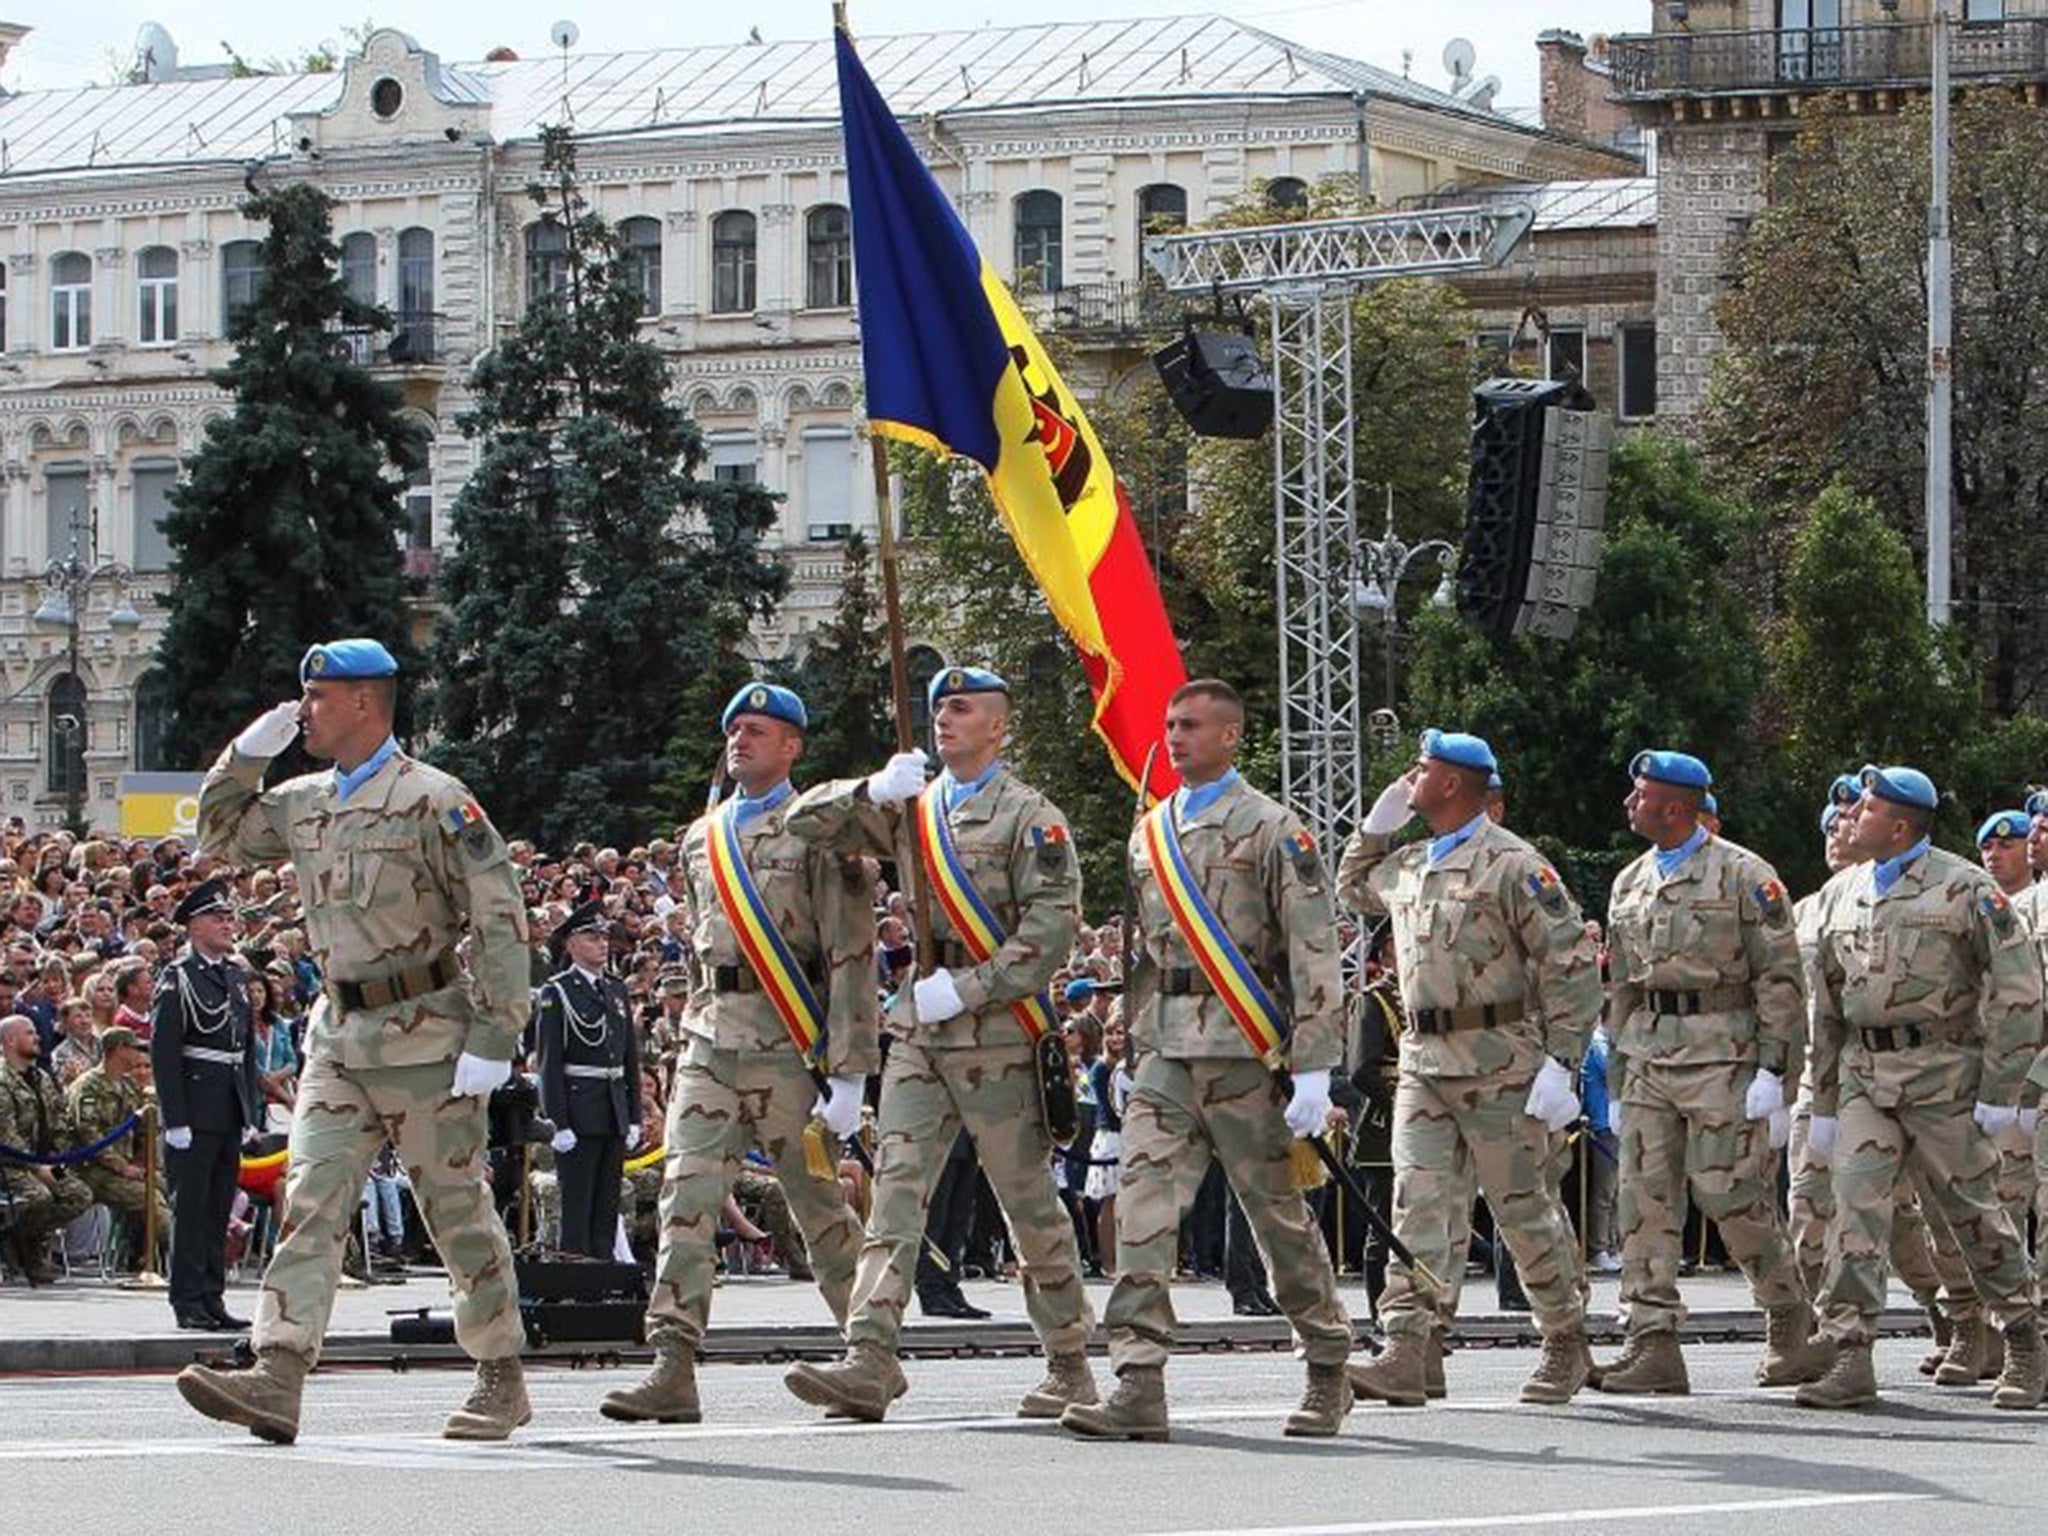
1016, 280, 1184, 341
333, 312, 442, 370
1606, 16, 2048, 100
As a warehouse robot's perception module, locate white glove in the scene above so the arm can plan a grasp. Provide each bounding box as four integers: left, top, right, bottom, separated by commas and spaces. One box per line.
164, 1125, 193, 1151
626, 1124, 643, 1152
2021, 1108, 2041, 1140
812, 1073, 865, 1138
1767, 1106, 1791, 1151
1284, 1068, 1332, 1138
450, 1052, 512, 1098
551, 1128, 578, 1154
1974, 1101, 2020, 1137
233, 701, 301, 759
1361, 776, 1416, 836
913, 968, 965, 1024
865, 749, 930, 806
1744, 1068, 1785, 1122
1523, 1057, 1581, 1132
1807, 1114, 1838, 1166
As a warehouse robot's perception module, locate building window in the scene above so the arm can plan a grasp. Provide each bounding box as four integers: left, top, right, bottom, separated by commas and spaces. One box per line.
339, 231, 377, 306
47, 673, 87, 800
404, 459, 434, 577
1266, 177, 1309, 214
1137, 183, 1189, 239
906, 644, 943, 739
708, 432, 758, 487
396, 227, 435, 360
526, 220, 570, 305
1777, 0, 1843, 82
136, 246, 178, 346
134, 671, 172, 774
132, 459, 178, 571
44, 463, 88, 565
712, 211, 757, 315
221, 240, 265, 327
0, 263, 8, 353
50, 251, 90, 352
803, 426, 854, 540
1618, 324, 1657, 421
1965, 0, 2004, 20
804, 205, 852, 310
1544, 326, 1585, 385
1014, 191, 1063, 292
618, 217, 662, 316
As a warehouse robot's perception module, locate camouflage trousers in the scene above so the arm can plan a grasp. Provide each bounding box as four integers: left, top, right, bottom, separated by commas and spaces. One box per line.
645, 1041, 862, 1348
846, 1037, 1091, 1356
1788, 1098, 1960, 1308
1437, 1120, 1581, 1325
1616, 1060, 1805, 1334
1, 1165, 92, 1243
1380, 1068, 1585, 1342
78, 1166, 170, 1237
255, 1052, 521, 1365
1106, 1055, 1349, 1371
1997, 1143, 2037, 1276
1819, 1083, 2032, 1345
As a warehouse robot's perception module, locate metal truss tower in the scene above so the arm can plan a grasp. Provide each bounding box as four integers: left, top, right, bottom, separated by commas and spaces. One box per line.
1143, 205, 1532, 865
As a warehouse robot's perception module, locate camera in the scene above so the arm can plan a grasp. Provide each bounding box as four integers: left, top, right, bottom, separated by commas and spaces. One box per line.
487, 1070, 555, 1151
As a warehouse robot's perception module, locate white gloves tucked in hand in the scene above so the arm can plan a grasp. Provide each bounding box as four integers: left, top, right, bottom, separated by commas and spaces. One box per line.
164, 1125, 193, 1152
551, 1128, 578, 1154
1524, 1057, 1581, 1132
1767, 1107, 1791, 1150
1743, 1068, 1785, 1122
234, 701, 301, 759
1974, 1101, 2020, 1138
626, 1124, 643, 1152
1283, 1069, 1333, 1138
1806, 1114, 1838, 1166
812, 1074, 866, 1139
450, 1053, 512, 1099
913, 968, 965, 1024
865, 749, 930, 806
1361, 776, 1416, 836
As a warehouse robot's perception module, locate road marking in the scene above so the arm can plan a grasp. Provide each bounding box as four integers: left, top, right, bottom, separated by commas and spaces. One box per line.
1138, 1492, 1933, 1535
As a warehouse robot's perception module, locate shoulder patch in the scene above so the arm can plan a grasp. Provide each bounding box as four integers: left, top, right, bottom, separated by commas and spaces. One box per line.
1032, 823, 1070, 871
1286, 828, 1323, 884
1527, 865, 1568, 917
1754, 878, 1789, 927
1981, 888, 2018, 939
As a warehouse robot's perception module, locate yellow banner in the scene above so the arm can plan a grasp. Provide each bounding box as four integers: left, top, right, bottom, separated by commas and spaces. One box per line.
119, 773, 204, 838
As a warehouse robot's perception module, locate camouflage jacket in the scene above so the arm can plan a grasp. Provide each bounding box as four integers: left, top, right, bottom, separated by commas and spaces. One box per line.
1126, 777, 1342, 1070
0, 1058, 68, 1155
197, 745, 531, 1069
2015, 883, 2048, 978
783, 767, 1078, 1051
676, 794, 880, 1075
1339, 817, 1600, 1077
1810, 847, 2045, 1115
1606, 836, 1805, 1080
64, 1065, 143, 1173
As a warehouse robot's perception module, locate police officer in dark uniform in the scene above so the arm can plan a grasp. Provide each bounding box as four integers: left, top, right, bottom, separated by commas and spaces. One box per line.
150, 879, 261, 1330
535, 899, 642, 1257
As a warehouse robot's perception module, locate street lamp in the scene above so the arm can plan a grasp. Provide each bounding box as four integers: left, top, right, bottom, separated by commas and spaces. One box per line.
33, 504, 138, 835
1351, 486, 1458, 711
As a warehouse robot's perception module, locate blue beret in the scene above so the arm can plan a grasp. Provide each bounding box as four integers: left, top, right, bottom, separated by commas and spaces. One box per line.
1820, 803, 1842, 836
1063, 978, 1097, 1005
1702, 791, 1719, 816
1486, 771, 1503, 792
1420, 728, 1497, 776
300, 638, 398, 684
928, 665, 1009, 714
1860, 763, 1938, 812
1629, 750, 1713, 791
720, 682, 808, 733
1827, 773, 1863, 807
1977, 810, 2031, 846
2028, 789, 2048, 819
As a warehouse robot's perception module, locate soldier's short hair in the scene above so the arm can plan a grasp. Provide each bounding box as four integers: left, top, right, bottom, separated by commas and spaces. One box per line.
1169, 678, 1245, 723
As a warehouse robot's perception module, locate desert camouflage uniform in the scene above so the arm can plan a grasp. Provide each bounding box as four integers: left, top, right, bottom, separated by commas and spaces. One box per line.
198, 744, 530, 1365
1339, 818, 1599, 1344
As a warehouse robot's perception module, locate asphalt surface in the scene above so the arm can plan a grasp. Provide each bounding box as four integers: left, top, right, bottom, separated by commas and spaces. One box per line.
2, 1339, 2033, 1536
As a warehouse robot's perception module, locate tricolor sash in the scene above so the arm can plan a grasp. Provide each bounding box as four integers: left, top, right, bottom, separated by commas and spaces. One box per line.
914, 785, 1059, 1042
1140, 799, 1289, 1060
702, 800, 827, 1067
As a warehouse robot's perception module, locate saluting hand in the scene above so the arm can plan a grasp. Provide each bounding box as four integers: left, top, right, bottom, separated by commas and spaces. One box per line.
233, 701, 302, 760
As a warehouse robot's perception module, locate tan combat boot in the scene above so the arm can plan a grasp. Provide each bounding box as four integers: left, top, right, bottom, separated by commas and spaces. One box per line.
1982, 1320, 2006, 1380
176, 1348, 310, 1445
599, 1331, 700, 1424
1347, 1331, 1431, 1407
1756, 1304, 1828, 1388
783, 1342, 908, 1423
1594, 1330, 1689, 1395
1794, 1341, 1877, 1409
1425, 1327, 1448, 1399
1993, 1317, 2047, 1411
1519, 1327, 1592, 1405
1934, 1313, 1991, 1385
1060, 1364, 1168, 1442
1017, 1350, 1099, 1419
1284, 1361, 1354, 1437
444, 1355, 532, 1440
1918, 1302, 1952, 1377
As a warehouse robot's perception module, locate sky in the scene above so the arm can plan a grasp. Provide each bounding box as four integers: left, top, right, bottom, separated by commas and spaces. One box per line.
4, 1, 1652, 117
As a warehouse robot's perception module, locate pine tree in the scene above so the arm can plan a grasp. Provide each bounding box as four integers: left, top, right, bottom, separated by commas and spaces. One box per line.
425, 127, 785, 848
156, 181, 426, 765
783, 530, 890, 783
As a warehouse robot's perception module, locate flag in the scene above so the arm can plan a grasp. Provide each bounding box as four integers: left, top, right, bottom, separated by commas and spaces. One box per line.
834, 27, 1184, 801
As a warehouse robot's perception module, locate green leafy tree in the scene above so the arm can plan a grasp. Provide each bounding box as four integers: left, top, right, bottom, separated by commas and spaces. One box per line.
156, 180, 425, 767
782, 530, 891, 784
425, 127, 784, 848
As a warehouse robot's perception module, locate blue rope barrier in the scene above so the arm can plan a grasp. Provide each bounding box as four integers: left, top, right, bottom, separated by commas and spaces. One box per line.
0, 1112, 141, 1167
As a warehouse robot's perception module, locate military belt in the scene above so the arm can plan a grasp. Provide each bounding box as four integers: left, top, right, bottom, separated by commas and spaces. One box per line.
712, 963, 821, 995
1646, 984, 1753, 1016
1160, 967, 1211, 996
1857, 1022, 1954, 1053
564, 1065, 624, 1080
332, 950, 458, 1012
1406, 998, 1527, 1037
183, 1046, 242, 1066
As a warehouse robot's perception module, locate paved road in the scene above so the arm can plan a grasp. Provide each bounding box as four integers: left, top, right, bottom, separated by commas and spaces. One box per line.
2, 1340, 2029, 1535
